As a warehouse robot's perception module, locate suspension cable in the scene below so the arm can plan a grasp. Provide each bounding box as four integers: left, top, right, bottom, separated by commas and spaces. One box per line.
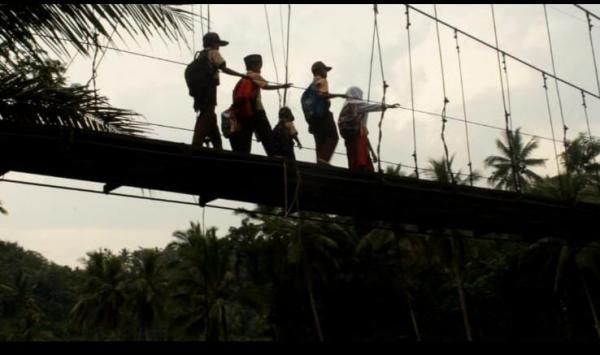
406, 4, 600, 100
207, 4, 211, 32
582, 91, 594, 142
585, 11, 600, 96
264, 4, 282, 108
39, 32, 600, 148
372, 4, 388, 174
491, 4, 520, 192
367, 6, 377, 102
543, 73, 562, 177
279, 4, 287, 68
200, 4, 205, 37
454, 29, 474, 186
575, 4, 600, 21
43, 31, 600, 145
86, 33, 99, 89
502, 52, 514, 131
544, 4, 569, 162
434, 4, 455, 184
283, 4, 292, 106
191, 4, 195, 54
406, 5, 420, 179
144, 119, 498, 182
3, 176, 600, 249
580, 91, 600, 186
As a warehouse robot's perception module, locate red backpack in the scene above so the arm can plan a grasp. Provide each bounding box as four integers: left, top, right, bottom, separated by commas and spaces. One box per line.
232, 77, 258, 120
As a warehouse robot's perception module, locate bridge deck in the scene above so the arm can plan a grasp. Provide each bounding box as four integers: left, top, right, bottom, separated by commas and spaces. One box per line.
0, 122, 598, 240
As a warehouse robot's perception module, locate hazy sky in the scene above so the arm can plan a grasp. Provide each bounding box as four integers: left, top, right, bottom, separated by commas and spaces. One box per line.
2, 4, 600, 267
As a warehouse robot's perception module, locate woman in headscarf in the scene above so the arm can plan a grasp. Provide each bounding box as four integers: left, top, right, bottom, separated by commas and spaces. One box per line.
338, 86, 399, 171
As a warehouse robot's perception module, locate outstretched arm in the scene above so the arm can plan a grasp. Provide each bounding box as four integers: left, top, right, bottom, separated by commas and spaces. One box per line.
264, 83, 292, 90
357, 102, 400, 113
293, 135, 302, 149
317, 91, 347, 100
219, 64, 247, 78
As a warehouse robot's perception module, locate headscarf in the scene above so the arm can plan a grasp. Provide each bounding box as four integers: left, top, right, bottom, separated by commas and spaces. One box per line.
341, 86, 386, 124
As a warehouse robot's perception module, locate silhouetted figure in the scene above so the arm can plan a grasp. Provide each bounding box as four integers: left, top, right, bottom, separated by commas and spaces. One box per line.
272, 106, 302, 160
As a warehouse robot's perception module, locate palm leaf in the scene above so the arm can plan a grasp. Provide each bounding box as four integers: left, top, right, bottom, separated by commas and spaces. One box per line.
0, 71, 147, 135
0, 5, 193, 61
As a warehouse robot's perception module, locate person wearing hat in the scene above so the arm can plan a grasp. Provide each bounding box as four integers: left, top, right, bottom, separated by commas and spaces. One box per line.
191, 32, 247, 150
229, 54, 291, 155
308, 61, 348, 165
338, 86, 399, 172
271, 106, 302, 160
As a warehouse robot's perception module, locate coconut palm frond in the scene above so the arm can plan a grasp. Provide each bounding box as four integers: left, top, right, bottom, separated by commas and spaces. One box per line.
0, 4, 193, 61
0, 71, 148, 135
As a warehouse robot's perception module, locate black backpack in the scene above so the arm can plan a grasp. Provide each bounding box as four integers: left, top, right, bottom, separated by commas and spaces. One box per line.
184, 50, 214, 98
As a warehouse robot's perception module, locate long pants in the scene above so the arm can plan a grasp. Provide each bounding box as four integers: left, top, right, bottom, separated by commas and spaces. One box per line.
229, 110, 275, 156
311, 111, 338, 163
192, 106, 222, 149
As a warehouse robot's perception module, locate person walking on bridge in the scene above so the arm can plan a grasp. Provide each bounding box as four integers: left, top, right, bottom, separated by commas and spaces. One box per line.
228, 54, 291, 155
301, 61, 347, 165
185, 32, 247, 150
338, 86, 399, 172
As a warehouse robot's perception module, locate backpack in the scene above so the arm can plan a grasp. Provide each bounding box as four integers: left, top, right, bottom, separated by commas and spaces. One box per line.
231, 77, 258, 120
184, 50, 214, 98
221, 108, 240, 138
300, 82, 327, 127
338, 103, 360, 140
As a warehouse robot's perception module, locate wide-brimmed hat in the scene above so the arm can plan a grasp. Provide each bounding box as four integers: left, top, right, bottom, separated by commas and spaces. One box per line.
203, 32, 229, 47
311, 61, 332, 73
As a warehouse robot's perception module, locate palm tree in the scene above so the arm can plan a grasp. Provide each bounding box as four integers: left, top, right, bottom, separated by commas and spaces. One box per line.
169, 223, 235, 341
356, 227, 424, 341
561, 133, 600, 177
0, 271, 44, 340
528, 133, 600, 340
70, 249, 127, 339
243, 206, 343, 341
426, 155, 482, 341
427, 154, 481, 185
484, 128, 546, 192
0, 5, 192, 133
127, 248, 167, 340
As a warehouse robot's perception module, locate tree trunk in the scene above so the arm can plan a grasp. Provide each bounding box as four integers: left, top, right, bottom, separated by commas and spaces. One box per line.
581, 274, 600, 340
408, 301, 422, 342
449, 237, 473, 341
221, 303, 229, 342
456, 277, 473, 342
304, 258, 324, 341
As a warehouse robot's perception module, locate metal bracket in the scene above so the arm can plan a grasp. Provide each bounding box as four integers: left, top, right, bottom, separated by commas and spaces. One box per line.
103, 182, 122, 194
198, 194, 217, 207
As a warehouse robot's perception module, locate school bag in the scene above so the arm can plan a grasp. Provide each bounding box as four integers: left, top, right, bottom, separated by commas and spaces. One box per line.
220, 108, 240, 138
337, 103, 361, 140
184, 50, 213, 99
300, 82, 327, 128
221, 77, 258, 138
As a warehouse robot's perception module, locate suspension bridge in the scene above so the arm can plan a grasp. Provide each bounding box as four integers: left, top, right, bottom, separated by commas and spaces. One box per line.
3, 4, 600, 243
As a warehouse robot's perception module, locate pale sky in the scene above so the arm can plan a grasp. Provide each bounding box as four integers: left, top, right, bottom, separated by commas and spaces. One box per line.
2, 4, 600, 268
